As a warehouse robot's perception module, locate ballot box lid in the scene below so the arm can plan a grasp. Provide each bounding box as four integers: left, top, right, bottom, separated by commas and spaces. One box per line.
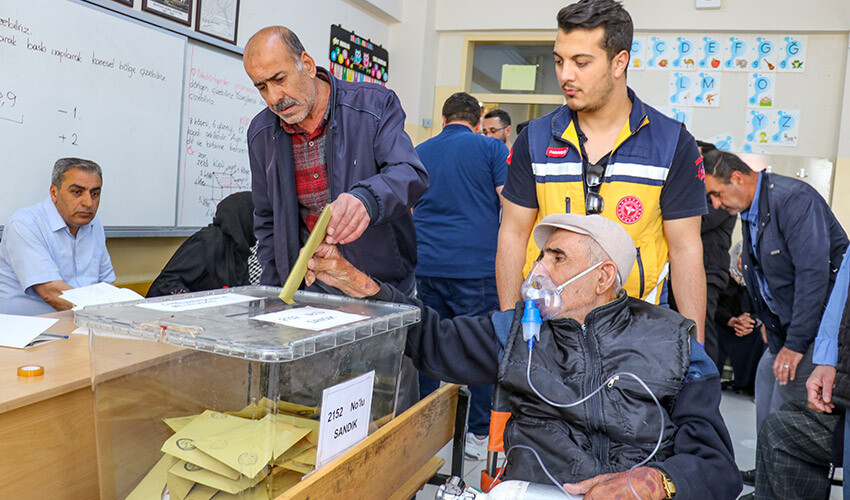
75, 286, 420, 362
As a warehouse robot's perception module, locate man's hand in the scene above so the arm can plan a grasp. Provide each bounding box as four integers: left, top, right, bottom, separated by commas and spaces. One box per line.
728, 313, 755, 336
304, 244, 380, 298
32, 280, 74, 311
325, 193, 370, 245
807, 365, 836, 413
564, 467, 667, 500
773, 346, 805, 385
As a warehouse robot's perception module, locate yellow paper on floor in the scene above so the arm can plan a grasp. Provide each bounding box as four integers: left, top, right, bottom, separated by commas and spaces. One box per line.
184, 483, 219, 500
126, 454, 176, 500
193, 414, 275, 478
165, 415, 200, 433
273, 438, 314, 465
169, 460, 268, 495
162, 411, 243, 480
167, 471, 195, 500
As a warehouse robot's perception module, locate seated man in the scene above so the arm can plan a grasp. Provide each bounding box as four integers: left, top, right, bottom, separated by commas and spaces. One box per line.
147, 191, 256, 297
0, 158, 114, 315
304, 214, 741, 499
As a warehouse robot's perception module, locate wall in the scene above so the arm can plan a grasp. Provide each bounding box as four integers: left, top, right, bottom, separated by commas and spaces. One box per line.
431, 0, 850, 219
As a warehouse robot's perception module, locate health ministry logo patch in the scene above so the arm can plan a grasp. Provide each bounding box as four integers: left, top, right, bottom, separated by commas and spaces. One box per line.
616, 196, 644, 224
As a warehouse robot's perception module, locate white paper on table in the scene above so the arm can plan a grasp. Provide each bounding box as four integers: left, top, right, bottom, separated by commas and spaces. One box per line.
251, 306, 368, 331
71, 326, 89, 335
60, 283, 144, 308
0, 314, 59, 349
135, 293, 257, 312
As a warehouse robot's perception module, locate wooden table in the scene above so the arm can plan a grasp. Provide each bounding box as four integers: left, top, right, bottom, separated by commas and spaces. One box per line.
0, 311, 461, 499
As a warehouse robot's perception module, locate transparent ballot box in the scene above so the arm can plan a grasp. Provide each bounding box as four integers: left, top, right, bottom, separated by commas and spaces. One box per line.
77, 286, 420, 500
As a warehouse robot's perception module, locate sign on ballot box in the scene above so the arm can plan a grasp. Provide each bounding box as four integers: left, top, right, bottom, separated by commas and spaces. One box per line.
316, 371, 375, 467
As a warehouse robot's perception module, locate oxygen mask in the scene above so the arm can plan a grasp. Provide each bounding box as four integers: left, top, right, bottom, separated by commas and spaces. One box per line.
520, 260, 603, 320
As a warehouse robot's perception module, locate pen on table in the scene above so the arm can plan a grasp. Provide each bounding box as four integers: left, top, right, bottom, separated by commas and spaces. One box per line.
39, 333, 70, 339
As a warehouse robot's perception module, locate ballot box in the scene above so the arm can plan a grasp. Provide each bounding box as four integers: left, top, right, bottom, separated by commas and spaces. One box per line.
77, 286, 420, 500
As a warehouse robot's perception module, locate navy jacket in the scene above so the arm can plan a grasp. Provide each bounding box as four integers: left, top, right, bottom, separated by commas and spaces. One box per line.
247, 68, 429, 286
742, 172, 848, 354
370, 284, 741, 499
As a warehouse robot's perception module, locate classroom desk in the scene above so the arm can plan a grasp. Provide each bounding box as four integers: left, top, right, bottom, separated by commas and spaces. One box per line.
0, 311, 460, 500
0, 310, 100, 499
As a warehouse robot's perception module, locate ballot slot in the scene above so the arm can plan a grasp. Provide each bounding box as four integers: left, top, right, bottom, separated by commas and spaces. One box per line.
76, 286, 419, 500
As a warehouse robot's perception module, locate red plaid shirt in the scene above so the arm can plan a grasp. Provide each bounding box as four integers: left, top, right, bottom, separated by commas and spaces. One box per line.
281, 97, 331, 232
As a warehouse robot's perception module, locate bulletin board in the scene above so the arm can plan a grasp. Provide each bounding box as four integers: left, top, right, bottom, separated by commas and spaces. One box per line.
626, 32, 848, 159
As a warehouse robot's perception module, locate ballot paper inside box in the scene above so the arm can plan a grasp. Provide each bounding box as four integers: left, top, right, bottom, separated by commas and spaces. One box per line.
76, 286, 420, 500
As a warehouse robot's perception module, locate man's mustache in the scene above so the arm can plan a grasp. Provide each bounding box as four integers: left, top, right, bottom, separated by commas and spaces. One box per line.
273, 98, 299, 113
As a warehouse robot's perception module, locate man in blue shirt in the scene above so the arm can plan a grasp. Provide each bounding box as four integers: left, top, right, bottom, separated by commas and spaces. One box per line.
0, 158, 114, 315
413, 92, 508, 459
807, 249, 850, 500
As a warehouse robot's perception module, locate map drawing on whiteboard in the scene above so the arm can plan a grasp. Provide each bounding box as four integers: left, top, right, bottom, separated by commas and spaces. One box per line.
178, 43, 263, 226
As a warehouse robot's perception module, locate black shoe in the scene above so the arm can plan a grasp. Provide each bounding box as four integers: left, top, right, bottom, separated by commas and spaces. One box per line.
738, 493, 755, 500
740, 468, 756, 486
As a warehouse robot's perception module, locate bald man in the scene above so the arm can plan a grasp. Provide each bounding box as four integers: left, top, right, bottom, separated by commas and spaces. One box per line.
243, 27, 429, 411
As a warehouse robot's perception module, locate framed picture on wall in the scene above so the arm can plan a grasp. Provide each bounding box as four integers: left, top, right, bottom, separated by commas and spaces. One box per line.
111, 0, 134, 6
195, 0, 240, 44
142, 0, 193, 26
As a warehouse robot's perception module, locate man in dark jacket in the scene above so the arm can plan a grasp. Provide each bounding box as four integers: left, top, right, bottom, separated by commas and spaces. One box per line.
243, 26, 429, 410
304, 214, 741, 500
704, 152, 848, 436
243, 26, 428, 291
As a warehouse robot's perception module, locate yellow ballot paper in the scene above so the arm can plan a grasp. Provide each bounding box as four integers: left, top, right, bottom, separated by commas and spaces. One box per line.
273, 421, 312, 460
126, 454, 176, 500
281, 460, 313, 475
269, 468, 305, 497
193, 414, 276, 479
275, 414, 320, 445
161, 411, 242, 480
164, 414, 199, 433
169, 460, 268, 494
273, 438, 314, 465
167, 471, 195, 500
279, 204, 332, 303
184, 483, 218, 500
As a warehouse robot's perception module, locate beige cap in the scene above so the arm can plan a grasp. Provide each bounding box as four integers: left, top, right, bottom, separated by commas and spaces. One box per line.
532, 214, 636, 284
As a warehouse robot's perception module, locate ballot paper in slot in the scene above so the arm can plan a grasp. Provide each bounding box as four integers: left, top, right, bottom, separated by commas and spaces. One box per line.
83, 286, 419, 499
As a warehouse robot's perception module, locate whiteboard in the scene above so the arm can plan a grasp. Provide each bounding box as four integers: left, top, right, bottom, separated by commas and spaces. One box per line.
0, 0, 185, 226
176, 42, 263, 226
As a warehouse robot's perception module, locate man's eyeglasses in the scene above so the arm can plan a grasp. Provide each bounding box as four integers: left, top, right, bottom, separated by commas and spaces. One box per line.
482, 126, 508, 135
585, 162, 605, 215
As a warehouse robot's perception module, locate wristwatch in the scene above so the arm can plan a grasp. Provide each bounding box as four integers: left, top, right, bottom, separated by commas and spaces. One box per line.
655, 468, 676, 499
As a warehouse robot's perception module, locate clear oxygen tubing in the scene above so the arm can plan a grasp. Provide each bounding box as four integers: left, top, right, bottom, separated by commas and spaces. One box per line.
508, 300, 666, 500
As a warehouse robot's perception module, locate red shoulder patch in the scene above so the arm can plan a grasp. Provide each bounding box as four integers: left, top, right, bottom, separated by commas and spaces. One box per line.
695, 156, 706, 181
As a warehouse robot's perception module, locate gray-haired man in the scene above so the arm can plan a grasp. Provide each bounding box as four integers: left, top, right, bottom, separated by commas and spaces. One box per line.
0, 158, 114, 315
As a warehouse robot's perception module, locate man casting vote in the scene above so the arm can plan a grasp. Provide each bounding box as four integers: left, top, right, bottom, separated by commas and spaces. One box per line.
243, 26, 428, 411
0, 158, 114, 315
303, 214, 741, 500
